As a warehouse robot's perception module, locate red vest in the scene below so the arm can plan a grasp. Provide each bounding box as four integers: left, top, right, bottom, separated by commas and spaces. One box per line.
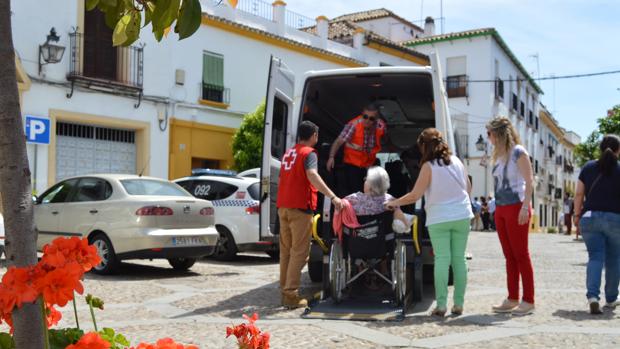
343, 115, 385, 168
276, 144, 318, 210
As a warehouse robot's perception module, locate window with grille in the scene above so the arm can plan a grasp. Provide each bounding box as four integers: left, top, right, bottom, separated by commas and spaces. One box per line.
56, 122, 135, 143
202, 51, 229, 104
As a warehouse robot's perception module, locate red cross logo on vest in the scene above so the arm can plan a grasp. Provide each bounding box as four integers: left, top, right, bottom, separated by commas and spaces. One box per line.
282, 148, 298, 171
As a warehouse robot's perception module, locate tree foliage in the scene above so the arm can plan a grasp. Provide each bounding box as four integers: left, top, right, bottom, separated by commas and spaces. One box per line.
574, 105, 620, 167
86, 0, 204, 47
232, 102, 265, 171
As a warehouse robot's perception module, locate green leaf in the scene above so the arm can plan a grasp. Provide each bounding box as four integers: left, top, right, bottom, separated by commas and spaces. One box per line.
114, 333, 130, 346
152, 0, 181, 32
143, 1, 155, 28
86, 0, 100, 11
0, 333, 14, 349
104, 2, 123, 29
123, 10, 142, 46
49, 328, 85, 349
175, 0, 202, 40
153, 26, 165, 42
100, 0, 117, 7
113, 13, 131, 46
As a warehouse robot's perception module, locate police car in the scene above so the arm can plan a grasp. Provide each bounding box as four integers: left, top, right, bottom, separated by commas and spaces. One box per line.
175, 169, 277, 260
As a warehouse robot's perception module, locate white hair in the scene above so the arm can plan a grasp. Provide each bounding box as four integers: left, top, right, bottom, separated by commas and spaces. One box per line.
366, 166, 390, 196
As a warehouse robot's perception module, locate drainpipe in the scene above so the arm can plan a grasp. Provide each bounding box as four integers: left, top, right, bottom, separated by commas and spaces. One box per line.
272, 0, 286, 35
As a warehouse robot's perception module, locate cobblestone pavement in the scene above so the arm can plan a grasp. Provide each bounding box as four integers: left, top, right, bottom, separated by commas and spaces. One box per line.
7, 232, 620, 348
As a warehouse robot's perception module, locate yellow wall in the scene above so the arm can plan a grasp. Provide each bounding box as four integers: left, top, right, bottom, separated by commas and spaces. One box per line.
169, 118, 235, 180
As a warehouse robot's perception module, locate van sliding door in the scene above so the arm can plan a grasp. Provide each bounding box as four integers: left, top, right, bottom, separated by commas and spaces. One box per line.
260, 56, 295, 240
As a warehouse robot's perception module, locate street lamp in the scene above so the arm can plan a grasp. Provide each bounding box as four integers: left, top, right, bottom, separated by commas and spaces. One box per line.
38, 28, 66, 75
476, 134, 489, 196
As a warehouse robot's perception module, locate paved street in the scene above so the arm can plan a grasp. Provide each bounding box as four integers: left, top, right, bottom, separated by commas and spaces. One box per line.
10, 231, 620, 348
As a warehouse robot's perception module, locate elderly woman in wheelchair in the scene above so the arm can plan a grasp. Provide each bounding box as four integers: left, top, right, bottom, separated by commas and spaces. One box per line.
329, 166, 411, 304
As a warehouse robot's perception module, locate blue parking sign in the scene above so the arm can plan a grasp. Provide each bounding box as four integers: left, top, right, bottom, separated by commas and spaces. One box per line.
25, 115, 50, 145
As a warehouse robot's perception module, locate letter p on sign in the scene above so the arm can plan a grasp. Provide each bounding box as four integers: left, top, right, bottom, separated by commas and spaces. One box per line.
25, 115, 51, 145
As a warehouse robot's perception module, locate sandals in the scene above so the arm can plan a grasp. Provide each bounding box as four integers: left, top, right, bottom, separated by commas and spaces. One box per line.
430, 307, 447, 317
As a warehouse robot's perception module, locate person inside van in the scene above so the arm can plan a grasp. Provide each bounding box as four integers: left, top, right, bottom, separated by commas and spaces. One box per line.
386, 128, 473, 317
326, 103, 386, 196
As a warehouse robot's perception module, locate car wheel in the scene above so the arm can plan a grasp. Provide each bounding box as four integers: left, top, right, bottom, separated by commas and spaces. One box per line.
168, 257, 196, 271
90, 233, 119, 275
212, 226, 238, 261
265, 250, 279, 260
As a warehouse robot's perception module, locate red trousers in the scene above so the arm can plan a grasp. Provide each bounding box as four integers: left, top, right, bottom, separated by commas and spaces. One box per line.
495, 203, 535, 304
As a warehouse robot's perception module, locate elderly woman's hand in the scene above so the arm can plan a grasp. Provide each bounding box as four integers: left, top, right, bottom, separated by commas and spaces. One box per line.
384, 199, 398, 211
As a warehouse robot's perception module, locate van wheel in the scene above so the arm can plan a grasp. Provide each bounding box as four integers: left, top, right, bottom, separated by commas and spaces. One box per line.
308, 260, 323, 282
168, 257, 196, 271
90, 234, 119, 275
213, 226, 237, 261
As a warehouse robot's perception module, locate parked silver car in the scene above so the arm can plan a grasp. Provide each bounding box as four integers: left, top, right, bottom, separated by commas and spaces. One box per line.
34, 174, 219, 274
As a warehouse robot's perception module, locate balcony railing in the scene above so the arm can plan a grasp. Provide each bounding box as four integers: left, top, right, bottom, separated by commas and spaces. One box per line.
494, 78, 504, 100
446, 75, 468, 98
202, 83, 230, 105
285, 9, 314, 28
67, 32, 143, 105
237, 0, 273, 21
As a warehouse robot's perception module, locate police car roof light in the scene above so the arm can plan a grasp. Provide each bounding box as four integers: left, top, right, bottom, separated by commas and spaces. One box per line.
191, 168, 238, 177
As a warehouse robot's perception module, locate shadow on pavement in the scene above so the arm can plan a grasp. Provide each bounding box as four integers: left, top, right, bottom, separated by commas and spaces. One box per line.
85, 261, 201, 281
553, 309, 616, 321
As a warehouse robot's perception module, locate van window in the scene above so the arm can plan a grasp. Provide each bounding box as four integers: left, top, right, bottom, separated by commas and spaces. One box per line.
189, 180, 238, 201
271, 97, 288, 159
247, 182, 260, 200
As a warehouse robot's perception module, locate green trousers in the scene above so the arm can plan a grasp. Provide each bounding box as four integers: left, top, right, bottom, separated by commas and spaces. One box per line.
428, 218, 470, 309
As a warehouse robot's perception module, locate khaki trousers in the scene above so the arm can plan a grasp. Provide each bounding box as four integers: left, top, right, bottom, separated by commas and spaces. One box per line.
278, 207, 312, 297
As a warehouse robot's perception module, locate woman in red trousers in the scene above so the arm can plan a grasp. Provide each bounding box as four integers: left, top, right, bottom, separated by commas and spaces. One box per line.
487, 117, 536, 316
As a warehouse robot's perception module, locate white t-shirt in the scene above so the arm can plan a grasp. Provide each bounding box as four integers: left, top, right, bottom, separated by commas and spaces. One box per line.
424, 156, 474, 226
492, 145, 528, 206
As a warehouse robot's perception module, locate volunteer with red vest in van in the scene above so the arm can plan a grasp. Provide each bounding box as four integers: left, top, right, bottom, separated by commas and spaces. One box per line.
326, 103, 386, 195
276, 121, 343, 309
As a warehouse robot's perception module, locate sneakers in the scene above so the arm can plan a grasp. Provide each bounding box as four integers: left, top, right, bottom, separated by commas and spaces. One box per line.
492, 299, 519, 313
603, 300, 619, 310
282, 294, 308, 309
512, 301, 535, 316
589, 298, 603, 314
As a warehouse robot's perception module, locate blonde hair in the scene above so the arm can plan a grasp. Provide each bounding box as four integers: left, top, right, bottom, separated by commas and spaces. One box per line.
486, 116, 521, 162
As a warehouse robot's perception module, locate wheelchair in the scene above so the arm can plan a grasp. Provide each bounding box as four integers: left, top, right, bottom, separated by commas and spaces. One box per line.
327, 211, 409, 306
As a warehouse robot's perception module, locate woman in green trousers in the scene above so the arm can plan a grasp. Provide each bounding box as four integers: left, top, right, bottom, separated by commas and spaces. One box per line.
387, 128, 474, 316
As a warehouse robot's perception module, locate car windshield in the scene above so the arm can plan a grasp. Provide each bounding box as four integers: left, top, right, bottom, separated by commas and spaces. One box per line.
121, 179, 190, 197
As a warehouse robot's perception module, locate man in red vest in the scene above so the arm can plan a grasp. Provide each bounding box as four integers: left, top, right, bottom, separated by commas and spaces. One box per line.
277, 121, 343, 309
326, 103, 386, 195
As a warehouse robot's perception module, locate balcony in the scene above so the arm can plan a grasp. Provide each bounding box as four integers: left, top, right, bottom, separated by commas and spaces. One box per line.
200, 83, 231, 109
446, 75, 468, 98
67, 32, 143, 106
494, 78, 504, 100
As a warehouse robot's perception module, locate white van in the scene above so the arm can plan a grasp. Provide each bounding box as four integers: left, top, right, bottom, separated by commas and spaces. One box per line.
259, 54, 455, 302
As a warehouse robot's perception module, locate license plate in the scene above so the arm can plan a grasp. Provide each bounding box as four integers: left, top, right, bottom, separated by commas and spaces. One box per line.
172, 236, 204, 246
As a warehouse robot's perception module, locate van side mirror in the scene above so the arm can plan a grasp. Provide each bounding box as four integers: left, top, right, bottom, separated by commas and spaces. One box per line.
32, 195, 38, 205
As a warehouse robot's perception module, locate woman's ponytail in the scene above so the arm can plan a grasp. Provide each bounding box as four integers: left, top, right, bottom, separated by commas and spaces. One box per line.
598, 135, 620, 176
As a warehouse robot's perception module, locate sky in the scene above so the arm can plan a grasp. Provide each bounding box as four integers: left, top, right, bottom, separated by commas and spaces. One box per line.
284, 0, 620, 139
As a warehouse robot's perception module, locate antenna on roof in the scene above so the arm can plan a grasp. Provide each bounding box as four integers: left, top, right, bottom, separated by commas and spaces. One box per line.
138, 156, 151, 177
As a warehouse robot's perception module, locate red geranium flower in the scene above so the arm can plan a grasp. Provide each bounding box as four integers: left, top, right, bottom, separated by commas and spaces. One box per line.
42, 237, 101, 272
131, 338, 199, 349
0, 266, 38, 311
34, 262, 84, 307
45, 304, 62, 328
66, 332, 111, 349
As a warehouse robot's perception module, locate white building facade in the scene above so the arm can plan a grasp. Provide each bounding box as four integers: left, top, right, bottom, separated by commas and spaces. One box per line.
10, 0, 429, 196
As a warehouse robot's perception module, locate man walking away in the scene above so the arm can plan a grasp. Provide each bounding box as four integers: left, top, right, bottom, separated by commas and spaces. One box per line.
471, 197, 482, 231
277, 121, 343, 309
563, 194, 574, 236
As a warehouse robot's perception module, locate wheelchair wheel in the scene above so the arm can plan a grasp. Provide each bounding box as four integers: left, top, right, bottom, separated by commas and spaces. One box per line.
392, 240, 407, 306
328, 241, 346, 303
